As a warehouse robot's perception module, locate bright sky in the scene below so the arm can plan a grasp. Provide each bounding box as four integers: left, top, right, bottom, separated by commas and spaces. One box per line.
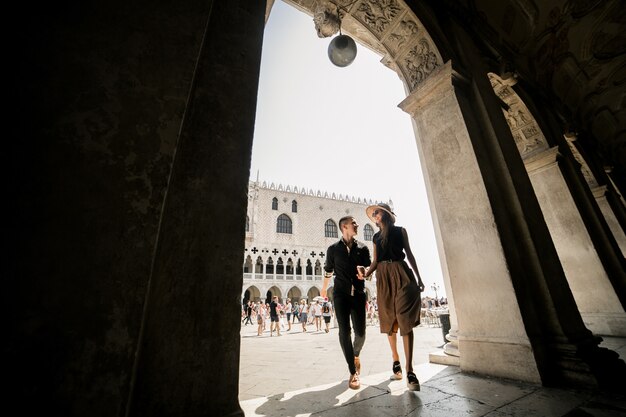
252, 0, 445, 298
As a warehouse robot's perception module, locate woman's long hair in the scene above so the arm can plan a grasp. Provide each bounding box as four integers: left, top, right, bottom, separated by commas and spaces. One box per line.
378, 210, 396, 249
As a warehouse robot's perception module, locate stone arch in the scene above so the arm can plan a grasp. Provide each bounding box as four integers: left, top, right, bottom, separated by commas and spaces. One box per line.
293, 0, 445, 93
307, 286, 320, 300
326, 286, 334, 304
287, 286, 302, 303
488, 71, 626, 337
243, 285, 262, 304
266, 286, 282, 303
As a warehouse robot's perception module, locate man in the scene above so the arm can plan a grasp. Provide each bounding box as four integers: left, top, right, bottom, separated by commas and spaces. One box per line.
269, 296, 281, 336
321, 216, 371, 390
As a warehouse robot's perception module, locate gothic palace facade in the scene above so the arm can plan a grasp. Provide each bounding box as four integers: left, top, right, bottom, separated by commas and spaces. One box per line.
242, 180, 383, 304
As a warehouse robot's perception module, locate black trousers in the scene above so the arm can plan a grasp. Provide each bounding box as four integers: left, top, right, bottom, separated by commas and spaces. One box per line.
333, 290, 366, 375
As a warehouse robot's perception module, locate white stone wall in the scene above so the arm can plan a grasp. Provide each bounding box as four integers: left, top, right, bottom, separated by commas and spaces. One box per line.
242, 181, 384, 302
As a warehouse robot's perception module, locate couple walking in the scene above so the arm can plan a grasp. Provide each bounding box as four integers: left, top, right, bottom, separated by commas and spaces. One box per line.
321, 203, 426, 391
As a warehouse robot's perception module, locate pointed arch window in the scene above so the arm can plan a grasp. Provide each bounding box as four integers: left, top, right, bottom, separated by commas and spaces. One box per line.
314, 260, 322, 276
245, 215, 250, 232
324, 219, 338, 238
243, 255, 253, 273
272, 197, 278, 210
363, 224, 374, 241
277, 214, 292, 234
291, 200, 298, 212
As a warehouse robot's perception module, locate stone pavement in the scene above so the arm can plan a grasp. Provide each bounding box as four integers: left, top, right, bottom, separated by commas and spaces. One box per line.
239, 321, 626, 416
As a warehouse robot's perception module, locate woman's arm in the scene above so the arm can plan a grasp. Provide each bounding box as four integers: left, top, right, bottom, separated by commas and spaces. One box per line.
402, 228, 425, 291
360, 244, 378, 280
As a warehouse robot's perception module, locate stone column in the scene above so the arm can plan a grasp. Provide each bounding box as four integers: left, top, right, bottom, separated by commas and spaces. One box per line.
400, 61, 541, 383
525, 148, 626, 336
129, 1, 266, 416
594, 185, 626, 257
564, 134, 626, 258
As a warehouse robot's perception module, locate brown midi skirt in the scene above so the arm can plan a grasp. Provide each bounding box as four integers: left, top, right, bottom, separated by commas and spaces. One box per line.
376, 261, 421, 336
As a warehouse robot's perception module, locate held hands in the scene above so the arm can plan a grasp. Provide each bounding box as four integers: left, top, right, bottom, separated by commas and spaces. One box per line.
356, 266, 369, 281
356, 266, 365, 280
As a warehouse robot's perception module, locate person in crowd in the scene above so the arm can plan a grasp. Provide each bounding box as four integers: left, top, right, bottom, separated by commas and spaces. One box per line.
313, 300, 323, 331
360, 203, 425, 391
299, 299, 309, 332
285, 298, 293, 331
322, 297, 333, 333
322, 216, 371, 390
256, 302, 266, 336
292, 301, 300, 323
243, 301, 253, 325
269, 296, 281, 336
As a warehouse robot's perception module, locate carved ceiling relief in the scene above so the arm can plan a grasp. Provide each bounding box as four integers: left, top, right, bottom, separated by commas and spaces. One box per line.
402, 39, 440, 89
565, 136, 599, 187
354, 0, 402, 35
503, 104, 548, 157
386, 20, 419, 54
313, 5, 341, 38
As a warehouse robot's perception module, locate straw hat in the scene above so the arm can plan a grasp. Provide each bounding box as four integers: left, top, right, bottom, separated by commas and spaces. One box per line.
366, 203, 396, 223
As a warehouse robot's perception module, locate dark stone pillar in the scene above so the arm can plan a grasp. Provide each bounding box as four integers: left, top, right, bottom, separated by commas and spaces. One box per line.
128, 1, 265, 416
511, 89, 626, 312
447, 25, 626, 390
9, 0, 266, 416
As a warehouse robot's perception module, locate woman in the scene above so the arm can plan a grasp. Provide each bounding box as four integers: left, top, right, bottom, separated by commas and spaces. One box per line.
360, 203, 425, 391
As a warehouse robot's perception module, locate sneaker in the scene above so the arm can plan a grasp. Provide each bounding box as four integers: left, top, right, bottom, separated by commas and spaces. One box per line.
407, 371, 420, 391
348, 373, 360, 390
354, 356, 361, 375
391, 361, 402, 380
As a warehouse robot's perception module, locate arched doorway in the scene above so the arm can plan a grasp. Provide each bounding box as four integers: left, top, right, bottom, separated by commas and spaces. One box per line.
287, 286, 302, 304
243, 286, 262, 304
266, 286, 282, 304
306, 286, 320, 301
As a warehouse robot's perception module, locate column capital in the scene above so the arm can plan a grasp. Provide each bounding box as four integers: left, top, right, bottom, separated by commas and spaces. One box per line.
398, 60, 457, 116
591, 185, 608, 199
524, 146, 560, 174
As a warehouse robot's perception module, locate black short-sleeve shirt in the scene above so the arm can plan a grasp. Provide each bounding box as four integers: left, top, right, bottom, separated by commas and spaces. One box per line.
324, 239, 371, 296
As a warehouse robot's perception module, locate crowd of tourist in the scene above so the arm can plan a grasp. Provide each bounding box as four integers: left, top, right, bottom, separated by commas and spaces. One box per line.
242, 297, 383, 335
242, 295, 447, 335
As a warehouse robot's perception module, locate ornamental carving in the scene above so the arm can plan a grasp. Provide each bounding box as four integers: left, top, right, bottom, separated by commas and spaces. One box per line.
313, 4, 341, 38
387, 20, 419, 52
356, 0, 402, 35
404, 39, 439, 88
496, 86, 513, 100
505, 107, 531, 129
513, 130, 544, 155
566, 140, 599, 187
